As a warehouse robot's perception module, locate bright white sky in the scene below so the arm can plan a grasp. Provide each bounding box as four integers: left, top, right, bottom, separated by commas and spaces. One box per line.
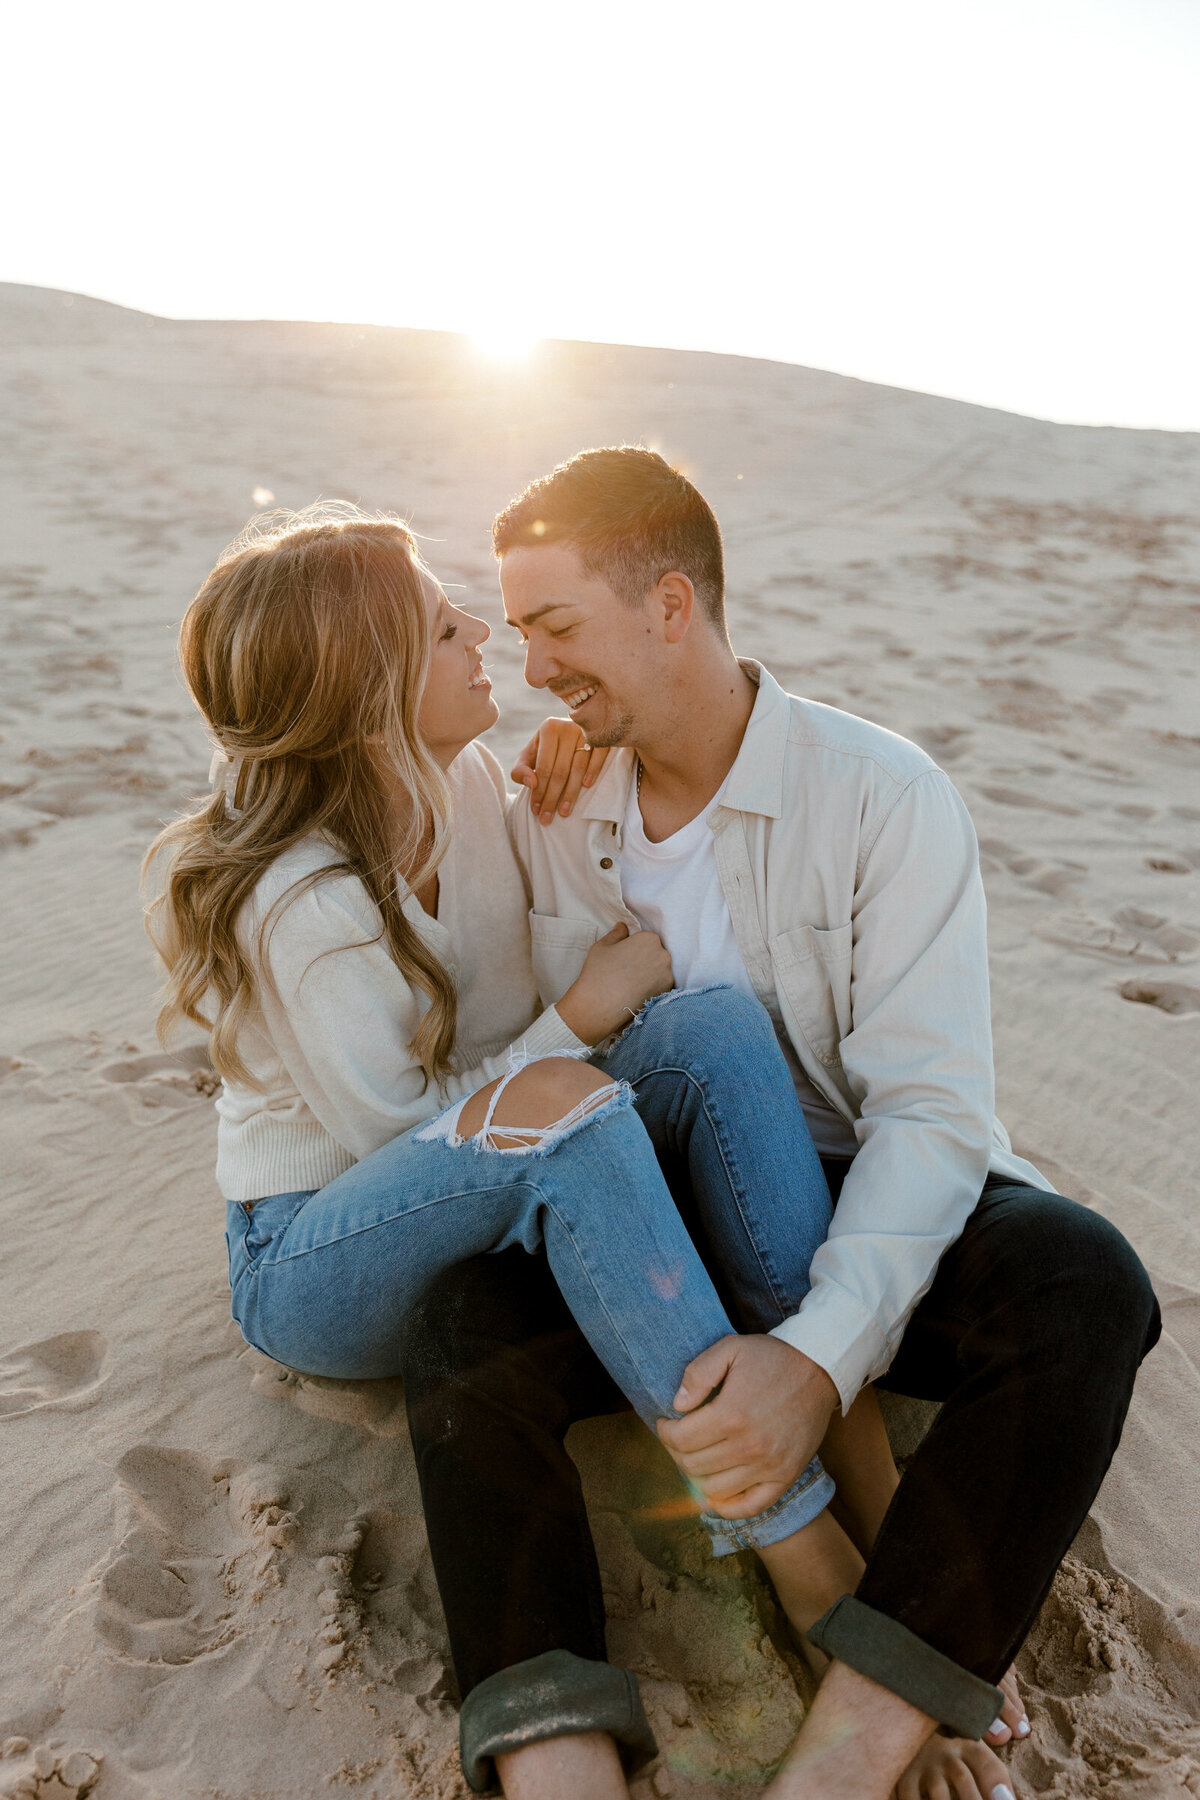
5, 0, 1199, 429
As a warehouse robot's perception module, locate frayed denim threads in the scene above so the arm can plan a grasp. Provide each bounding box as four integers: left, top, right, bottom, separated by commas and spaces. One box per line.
701, 1455, 836, 1555
415, 1077, 632, 1158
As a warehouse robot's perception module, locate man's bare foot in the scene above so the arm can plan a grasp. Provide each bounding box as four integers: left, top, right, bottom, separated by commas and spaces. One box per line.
983, 1665, 1030, 1747
763, 1661, 935, 1800
495, 1730, 628, 1799
893, 1732, 1015, 1800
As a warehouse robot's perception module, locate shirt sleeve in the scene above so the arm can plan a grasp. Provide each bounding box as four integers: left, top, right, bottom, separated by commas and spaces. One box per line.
254, 877, 587, 1163
769, 769, 995, 1411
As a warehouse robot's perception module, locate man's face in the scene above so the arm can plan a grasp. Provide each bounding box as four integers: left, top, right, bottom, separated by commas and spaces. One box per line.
501, 543, 659, 747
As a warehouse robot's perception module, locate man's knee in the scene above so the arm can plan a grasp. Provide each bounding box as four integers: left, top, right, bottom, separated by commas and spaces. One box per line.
1080, 1210, 1161, 1362
1043, 1198, 1155, 1341
980, 1187, 1160, 1365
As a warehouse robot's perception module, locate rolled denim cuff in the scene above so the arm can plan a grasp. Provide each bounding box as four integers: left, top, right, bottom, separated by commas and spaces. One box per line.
459, 1649, 658, 1794
700, 1454, 835, 1557
808, 1594, 1004, 1740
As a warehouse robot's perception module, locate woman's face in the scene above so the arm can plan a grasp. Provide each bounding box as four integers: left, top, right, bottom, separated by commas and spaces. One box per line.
415, 568, 498, 764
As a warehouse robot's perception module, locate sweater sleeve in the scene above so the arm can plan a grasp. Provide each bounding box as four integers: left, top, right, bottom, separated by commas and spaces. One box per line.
253, 877, 588, 1163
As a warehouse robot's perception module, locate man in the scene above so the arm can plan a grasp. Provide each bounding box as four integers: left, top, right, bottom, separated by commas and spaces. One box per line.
400, 447, 1160, 1800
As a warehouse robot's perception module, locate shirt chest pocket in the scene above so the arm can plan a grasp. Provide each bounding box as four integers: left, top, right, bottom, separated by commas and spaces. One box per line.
768, 922, 853, 1067
528, 911, 603, 1006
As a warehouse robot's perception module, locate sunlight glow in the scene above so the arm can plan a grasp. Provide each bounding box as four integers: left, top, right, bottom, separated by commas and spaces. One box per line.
469, 326, 541, 363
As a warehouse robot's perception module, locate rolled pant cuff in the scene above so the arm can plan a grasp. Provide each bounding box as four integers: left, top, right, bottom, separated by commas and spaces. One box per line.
700, 1454, 835, 1556
459, 1649, 659, 1794
807, 1595, 1004, 1740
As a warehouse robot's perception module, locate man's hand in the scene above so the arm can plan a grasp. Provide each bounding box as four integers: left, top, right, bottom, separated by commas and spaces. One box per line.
656, 1334, 839, 1518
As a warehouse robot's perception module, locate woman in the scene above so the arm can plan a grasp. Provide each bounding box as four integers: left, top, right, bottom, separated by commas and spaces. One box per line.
144, 505, 1013, 1800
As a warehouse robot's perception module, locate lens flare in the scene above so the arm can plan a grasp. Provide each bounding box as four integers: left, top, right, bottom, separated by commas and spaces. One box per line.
648, 1260, 685, 1301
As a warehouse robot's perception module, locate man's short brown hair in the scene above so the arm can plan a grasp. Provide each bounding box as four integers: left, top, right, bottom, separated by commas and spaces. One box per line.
492, 446, 726, 631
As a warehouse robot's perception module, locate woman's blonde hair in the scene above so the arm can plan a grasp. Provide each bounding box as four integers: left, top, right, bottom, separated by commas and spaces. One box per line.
144, 503, 457, 1086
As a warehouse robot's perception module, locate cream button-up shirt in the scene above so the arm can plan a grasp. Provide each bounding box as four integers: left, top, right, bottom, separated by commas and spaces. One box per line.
509, 660, 1050, 1411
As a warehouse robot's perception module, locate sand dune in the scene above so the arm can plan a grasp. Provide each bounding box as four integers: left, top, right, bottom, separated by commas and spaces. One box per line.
1, 281, 1198, 1798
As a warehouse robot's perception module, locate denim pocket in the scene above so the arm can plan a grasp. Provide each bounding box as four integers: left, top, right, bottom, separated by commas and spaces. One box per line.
240, 1190, 314, 1268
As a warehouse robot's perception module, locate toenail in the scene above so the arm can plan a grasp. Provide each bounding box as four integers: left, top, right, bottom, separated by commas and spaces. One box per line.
1017, 1716, 1031, 1736
988, 1717, 1007, 1737
992, 1787, 1016, 1800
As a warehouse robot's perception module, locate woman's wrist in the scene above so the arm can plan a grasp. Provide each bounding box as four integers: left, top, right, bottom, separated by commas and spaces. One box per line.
554, 984, 609, 1046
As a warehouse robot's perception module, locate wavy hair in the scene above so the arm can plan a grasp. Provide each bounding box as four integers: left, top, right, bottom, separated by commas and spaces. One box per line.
143, 503, 457, 1086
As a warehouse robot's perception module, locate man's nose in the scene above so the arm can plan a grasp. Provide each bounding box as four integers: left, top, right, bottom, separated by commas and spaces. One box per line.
522, 637, 554, 690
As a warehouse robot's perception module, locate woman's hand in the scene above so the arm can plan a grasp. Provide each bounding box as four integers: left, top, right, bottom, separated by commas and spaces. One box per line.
556, 924, 674, 1045
511, 719, 610, 825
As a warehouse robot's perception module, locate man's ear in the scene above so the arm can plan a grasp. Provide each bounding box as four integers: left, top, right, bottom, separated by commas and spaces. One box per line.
657, 571, 696, 644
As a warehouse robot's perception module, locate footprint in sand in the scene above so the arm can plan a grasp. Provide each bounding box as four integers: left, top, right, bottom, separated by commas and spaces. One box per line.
1037, 906, 1199, 965
96, 1045, 219, 1119
1119, 978, 1200, 1016
1016, 1551, 1200, 1792
0, 1331, 108, 1419
913, 725, 975, 765
0, 794, 56, 852
95, 1447, 297, 1665
979, 837, 1084, 899
0, 1742, 102, 1798
306, 1506, 451, 1690
978, 783, 1082, 817
238, 1344, 407, 1437
1145, 849, 1200, 874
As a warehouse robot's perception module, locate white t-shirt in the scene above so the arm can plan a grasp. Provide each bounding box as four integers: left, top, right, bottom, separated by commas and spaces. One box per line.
620, 777, 857, 1159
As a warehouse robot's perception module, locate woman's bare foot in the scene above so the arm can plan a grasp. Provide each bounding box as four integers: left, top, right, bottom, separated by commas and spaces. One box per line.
893, 1732, 1016, 1800
983, 1665, 1030, 1747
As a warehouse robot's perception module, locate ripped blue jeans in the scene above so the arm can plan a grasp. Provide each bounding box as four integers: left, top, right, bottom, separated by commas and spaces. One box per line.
226, 987, 835, 1553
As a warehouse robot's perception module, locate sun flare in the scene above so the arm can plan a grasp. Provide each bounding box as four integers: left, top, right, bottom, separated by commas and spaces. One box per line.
469, 325, 540, 362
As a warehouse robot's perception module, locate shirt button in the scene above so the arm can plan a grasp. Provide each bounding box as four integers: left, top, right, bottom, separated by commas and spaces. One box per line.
600, 856, 613, 870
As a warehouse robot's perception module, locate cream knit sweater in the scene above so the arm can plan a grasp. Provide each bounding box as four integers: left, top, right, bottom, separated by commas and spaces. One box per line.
214, 741, 587, 1202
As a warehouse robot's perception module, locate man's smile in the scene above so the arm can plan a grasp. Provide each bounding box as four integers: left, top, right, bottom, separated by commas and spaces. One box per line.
554, 681, 600, 714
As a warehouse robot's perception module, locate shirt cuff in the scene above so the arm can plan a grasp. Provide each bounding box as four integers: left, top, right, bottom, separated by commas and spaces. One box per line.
769, 1281, 890, 1414
516, 1004, 592, 1063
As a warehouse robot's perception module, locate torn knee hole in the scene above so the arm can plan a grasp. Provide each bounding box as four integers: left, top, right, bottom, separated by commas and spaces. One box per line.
471, 1075, 621, 1153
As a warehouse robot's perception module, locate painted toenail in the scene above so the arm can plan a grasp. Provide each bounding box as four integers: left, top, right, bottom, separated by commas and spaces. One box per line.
992, 1787, 1016, 1800
1017, 1716, 1031, 1735
988, 1717, 1007, 1737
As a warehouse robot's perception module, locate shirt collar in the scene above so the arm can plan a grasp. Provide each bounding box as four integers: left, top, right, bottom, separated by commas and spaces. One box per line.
719, 659, 790, 820
568, 658, 790, 825
573, 745, 638, 824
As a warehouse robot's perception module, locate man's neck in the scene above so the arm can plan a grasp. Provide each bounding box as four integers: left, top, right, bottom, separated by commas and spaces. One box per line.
633, 655, 756, 843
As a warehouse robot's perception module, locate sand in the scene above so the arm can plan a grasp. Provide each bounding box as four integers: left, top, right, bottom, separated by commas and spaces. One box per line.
1, 280, 1198, 1799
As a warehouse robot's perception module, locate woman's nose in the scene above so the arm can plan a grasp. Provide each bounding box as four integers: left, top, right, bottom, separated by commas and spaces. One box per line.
467, 614, 491, 648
